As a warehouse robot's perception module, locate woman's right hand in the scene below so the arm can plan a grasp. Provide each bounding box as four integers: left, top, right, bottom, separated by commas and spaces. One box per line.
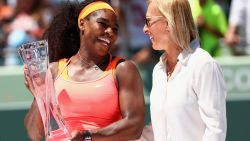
24, 65, 36, 95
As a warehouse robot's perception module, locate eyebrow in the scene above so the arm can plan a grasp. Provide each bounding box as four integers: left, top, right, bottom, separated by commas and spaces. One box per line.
97, 17, 119, 28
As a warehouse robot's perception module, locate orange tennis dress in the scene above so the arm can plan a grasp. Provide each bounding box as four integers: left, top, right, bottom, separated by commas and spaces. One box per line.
54, 56, 123, 132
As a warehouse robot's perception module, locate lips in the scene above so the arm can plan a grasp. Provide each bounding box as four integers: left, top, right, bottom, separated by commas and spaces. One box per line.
149, 36, 154, 42
97, 37, 111, 47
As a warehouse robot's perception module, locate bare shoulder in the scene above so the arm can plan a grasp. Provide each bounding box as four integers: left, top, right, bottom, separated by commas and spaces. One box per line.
116, 60, 137, 73
116, 60, 140, 77
49, 62, 59, 79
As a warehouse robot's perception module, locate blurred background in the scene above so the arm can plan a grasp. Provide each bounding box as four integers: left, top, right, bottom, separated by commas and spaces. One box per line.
0, 0, 249, 140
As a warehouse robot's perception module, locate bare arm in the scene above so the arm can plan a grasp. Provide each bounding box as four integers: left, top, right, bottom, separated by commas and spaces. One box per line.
24, 99, 44, 141
136, 124, 154, 141
85, 60, 145, 141
225, 25, 241, 47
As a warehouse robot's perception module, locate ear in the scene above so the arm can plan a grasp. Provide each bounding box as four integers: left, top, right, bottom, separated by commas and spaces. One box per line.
78, 19, 85, 31
164, 21, 169, 31
166, 27, 169, 32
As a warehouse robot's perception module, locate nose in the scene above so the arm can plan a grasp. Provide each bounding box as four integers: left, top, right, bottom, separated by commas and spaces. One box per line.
105, 27, 117, 43
143, 24, 149, 35
105, 27, 116, 37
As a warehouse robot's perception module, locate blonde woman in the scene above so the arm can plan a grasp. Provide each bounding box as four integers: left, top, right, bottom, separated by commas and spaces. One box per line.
143, 0, 227, 140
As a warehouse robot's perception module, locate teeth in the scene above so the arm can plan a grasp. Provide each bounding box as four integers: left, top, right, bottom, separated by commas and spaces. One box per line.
99, 37, 110, 44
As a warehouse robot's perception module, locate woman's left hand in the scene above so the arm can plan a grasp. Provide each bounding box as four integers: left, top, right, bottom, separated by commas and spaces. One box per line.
70, 130, 84, 141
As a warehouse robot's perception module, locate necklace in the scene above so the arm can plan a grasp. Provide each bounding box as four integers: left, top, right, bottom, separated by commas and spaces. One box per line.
167, 70, 173, 80
77, 51, 108, 70
167, 71, 172, 77
166, 61, 177, 80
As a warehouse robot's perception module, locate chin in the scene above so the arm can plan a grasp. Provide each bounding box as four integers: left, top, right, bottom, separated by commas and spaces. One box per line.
97, 50, 109, 57
97, 46, 109, 54
152, 44, 161, 51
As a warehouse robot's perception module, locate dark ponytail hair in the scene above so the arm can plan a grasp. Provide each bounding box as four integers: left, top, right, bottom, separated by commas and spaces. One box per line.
43, 0, 95, 62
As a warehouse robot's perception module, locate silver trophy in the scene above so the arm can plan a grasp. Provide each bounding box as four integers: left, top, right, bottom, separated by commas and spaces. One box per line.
18, 40, 71, 141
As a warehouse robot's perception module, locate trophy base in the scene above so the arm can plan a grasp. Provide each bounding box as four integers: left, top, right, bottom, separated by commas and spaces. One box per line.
46, 128, 71, 141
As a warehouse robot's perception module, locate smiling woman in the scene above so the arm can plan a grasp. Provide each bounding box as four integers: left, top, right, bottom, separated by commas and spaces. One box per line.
143, 0, 227, 141
23, 0, 145, 141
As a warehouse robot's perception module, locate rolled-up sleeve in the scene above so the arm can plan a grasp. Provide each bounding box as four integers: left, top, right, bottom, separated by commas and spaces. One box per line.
195, 62, 227, 141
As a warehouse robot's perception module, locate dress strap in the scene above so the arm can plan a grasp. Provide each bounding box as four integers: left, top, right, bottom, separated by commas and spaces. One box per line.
56, 58, 71, 80
105, 56, 124, 77
56, 55, 124, 80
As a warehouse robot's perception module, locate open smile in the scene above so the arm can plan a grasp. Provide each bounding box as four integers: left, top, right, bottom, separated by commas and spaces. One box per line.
97, 37, 111, 47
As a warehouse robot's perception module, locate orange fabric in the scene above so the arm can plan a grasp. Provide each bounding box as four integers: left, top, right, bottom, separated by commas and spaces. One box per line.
57, 56, 123, 80
55, 56, 123, 132
58, 58, 69, 80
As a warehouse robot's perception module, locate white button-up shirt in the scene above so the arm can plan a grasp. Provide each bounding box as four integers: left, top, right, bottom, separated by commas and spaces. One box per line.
150, 39, 227, 141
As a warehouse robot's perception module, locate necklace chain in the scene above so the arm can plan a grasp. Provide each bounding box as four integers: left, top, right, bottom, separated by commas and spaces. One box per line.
166, 61, 177, 79
167, 70, 174, 79
167, 71, 172, 76
77, 51, 108, 70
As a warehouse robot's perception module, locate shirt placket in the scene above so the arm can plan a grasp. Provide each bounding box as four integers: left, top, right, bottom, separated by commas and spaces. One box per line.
164, 63, 182, 141
164, 70, 170, 141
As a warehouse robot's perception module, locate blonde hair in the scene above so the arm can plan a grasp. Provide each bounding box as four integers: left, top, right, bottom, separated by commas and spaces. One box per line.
152, 0, 198, 50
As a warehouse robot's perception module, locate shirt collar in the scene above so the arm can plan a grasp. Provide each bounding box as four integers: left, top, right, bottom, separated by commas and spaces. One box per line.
159, 39, 200, 67
177, 38, 200, 65
159, 53, 166, 69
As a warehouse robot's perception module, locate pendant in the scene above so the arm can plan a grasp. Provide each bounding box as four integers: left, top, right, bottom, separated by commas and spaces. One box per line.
94, 66, 99, 70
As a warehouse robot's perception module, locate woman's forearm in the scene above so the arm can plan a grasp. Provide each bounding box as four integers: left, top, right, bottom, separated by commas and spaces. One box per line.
24, 99, 44, 141
90, 116, 144, 141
